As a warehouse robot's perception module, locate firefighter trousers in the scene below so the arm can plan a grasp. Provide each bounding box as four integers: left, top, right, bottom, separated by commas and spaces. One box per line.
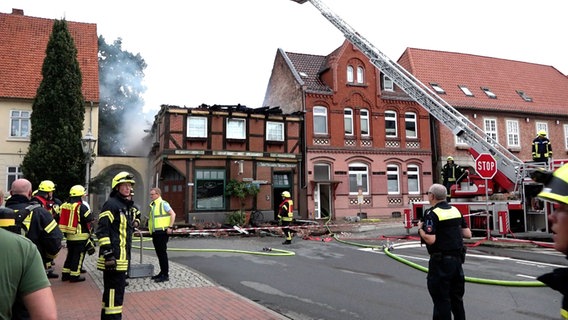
63, 239, 87, 278
427, 255, 465, 320
101, 270, 127, 320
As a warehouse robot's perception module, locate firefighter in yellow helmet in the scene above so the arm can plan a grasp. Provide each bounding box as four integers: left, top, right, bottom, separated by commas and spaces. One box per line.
95, 172, 140, 319
532, 130, 552, 164
441, 156, 467, 202
535, 164, 568, 318
277, 191, 294, 245
60, 185, 95, 282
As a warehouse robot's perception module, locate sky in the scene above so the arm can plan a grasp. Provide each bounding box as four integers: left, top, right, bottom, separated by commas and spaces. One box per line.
2, 0, 567, 115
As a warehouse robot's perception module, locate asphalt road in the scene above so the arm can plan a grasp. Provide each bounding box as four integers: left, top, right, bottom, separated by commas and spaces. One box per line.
155, 226, 565, 320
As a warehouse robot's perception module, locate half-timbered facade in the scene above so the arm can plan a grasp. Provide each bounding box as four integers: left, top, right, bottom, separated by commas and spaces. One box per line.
149, 104, 303, 224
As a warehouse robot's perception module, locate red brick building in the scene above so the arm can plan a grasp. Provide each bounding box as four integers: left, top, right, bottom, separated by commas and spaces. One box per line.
149, 104, 303, 224
264, 40, 434, 220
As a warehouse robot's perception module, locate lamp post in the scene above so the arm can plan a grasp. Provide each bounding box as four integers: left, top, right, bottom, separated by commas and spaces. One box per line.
81, 129, 97, 203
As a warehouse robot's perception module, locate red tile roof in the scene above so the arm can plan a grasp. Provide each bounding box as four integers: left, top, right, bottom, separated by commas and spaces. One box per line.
399, 48, 568, 115
284, 51, 332, 94
0, 9, 99, 102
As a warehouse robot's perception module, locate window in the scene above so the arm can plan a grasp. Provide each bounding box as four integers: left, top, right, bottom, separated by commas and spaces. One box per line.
7, 166, 24, 191
187, 116, 207, 138
226, 118, 246, 139
347, 65, 354, 83
481, 87, 497, 99
387, 164, 400, 194
266, 121, 284, 141
344, 108, 353, 135
314, 163, 330, 180
273, 173, 290, 187
430, 83, 446, 94
536, 122, 548, 136
459, 85, 474, 97
313, 106, 328, 135
383, 74, 394, 91
385, 110, 397, 137
455, 115, 469, 146
405, 112, 417, 138
356, 66, 364, 84
506, 120, 520, 147
360, 109, 369, 136
516, 90, 533, 102
407, 165, 420, 194
349, 162, 369, 194
484, 118, 498, 143
10, 110, 30, 138
564, 124, 568, 150
195, 169, 225, 210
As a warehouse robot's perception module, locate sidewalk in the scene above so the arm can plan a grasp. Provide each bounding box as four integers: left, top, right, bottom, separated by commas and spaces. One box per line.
51, 247, 286, 320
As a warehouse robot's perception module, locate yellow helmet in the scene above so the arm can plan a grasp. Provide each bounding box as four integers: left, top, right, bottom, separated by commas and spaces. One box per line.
281, 191, 291, 198
38, 180, 56, 192
69, 185, 86, 197
447, 156, 454, 161
538, 164, 568, 205
112, 172, 135, 189
538, 130, 547, 136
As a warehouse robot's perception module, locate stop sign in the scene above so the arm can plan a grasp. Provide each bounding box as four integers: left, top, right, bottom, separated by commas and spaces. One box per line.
475, 153, 497, 179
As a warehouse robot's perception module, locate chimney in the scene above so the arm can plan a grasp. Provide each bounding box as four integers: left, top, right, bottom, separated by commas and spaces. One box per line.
12, 9, 24, 16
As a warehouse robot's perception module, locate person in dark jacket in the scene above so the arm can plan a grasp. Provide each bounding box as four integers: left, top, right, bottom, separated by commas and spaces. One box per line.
441, 156, 467, 202
532, 130, 552, 164
5, 179, 63, 278
535, 163, 568, 319
418, 183, 472, 320
96, 172, 140, 320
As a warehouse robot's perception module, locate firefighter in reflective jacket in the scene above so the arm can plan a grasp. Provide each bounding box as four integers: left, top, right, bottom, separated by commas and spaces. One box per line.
532, 130, 552, 164
535, 164, 568, 319
441, 156, 467, 202
95, 172, 140, 320
33, 180, 62, 222
5, 179, 63, 280
60, 185, 95, 282
277, 191, 294, 245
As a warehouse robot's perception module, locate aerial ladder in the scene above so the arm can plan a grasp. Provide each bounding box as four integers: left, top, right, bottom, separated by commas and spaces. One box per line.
290, 0, 525, 192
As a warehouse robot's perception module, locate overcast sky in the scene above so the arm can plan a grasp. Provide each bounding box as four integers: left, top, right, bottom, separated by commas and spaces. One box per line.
2, 0, 566, 115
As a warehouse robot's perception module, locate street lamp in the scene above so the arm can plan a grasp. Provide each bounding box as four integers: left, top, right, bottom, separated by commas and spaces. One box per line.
81, 129, 97, 202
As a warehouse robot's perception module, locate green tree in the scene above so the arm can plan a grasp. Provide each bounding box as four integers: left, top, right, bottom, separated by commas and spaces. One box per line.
21, 19, 85, 200
98, 36, 148, 155
225, 179, 260, 213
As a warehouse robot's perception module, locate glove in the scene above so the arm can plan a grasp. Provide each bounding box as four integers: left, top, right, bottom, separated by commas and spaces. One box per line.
85, 239, 96, 256
101, 246, 116, 271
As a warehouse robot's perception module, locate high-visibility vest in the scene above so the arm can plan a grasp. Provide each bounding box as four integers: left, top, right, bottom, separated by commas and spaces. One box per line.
59, 202, 80, 234
148, 197, 171, 233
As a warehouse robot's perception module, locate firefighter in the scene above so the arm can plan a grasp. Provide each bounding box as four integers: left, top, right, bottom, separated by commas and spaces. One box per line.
535, 163, 568, 319
277, 191, 294, 245
33, 180, 62, 222
5, 179, 63, 280
96, 172, 140, 320
532, 130, 552, 164
60, 185, 95, 283
441, 156, 467, 202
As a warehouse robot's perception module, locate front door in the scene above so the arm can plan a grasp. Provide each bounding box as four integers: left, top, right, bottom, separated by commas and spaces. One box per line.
162, 180, 185, 223
315, 183, 331, 219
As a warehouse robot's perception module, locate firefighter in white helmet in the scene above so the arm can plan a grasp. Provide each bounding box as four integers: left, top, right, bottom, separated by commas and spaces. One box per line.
277, 191, 294, 245
535, 164, 568, 318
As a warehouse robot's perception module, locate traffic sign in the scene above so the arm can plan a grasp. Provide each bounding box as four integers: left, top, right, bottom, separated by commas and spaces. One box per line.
475, 153, 497, 179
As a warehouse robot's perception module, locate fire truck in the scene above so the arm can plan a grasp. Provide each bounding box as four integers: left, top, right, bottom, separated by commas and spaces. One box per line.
291, 0, 561, 236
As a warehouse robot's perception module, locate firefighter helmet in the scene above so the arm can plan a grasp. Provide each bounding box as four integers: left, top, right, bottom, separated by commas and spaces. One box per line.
447, 156, 454, 161
281, 191, 291, 198
38, 180, 56, 192
538, 130, 547, 136
538, 164, 568, 205
112, 172, 135, 189
69, 185, 86, 197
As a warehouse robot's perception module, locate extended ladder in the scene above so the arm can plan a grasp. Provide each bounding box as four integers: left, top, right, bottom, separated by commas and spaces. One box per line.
291, 0, 523, 191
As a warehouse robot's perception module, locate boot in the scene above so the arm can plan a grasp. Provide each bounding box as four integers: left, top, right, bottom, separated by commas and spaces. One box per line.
61, 273, 71, 281
282, 240, 292, 245
69, 276, 86, 283
46, 271, 59, 279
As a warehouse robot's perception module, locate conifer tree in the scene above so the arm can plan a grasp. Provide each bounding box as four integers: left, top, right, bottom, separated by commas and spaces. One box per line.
21, 19, 85, 200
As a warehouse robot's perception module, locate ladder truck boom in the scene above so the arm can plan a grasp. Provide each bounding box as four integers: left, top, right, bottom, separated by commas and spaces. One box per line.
290, 0, 523, 191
